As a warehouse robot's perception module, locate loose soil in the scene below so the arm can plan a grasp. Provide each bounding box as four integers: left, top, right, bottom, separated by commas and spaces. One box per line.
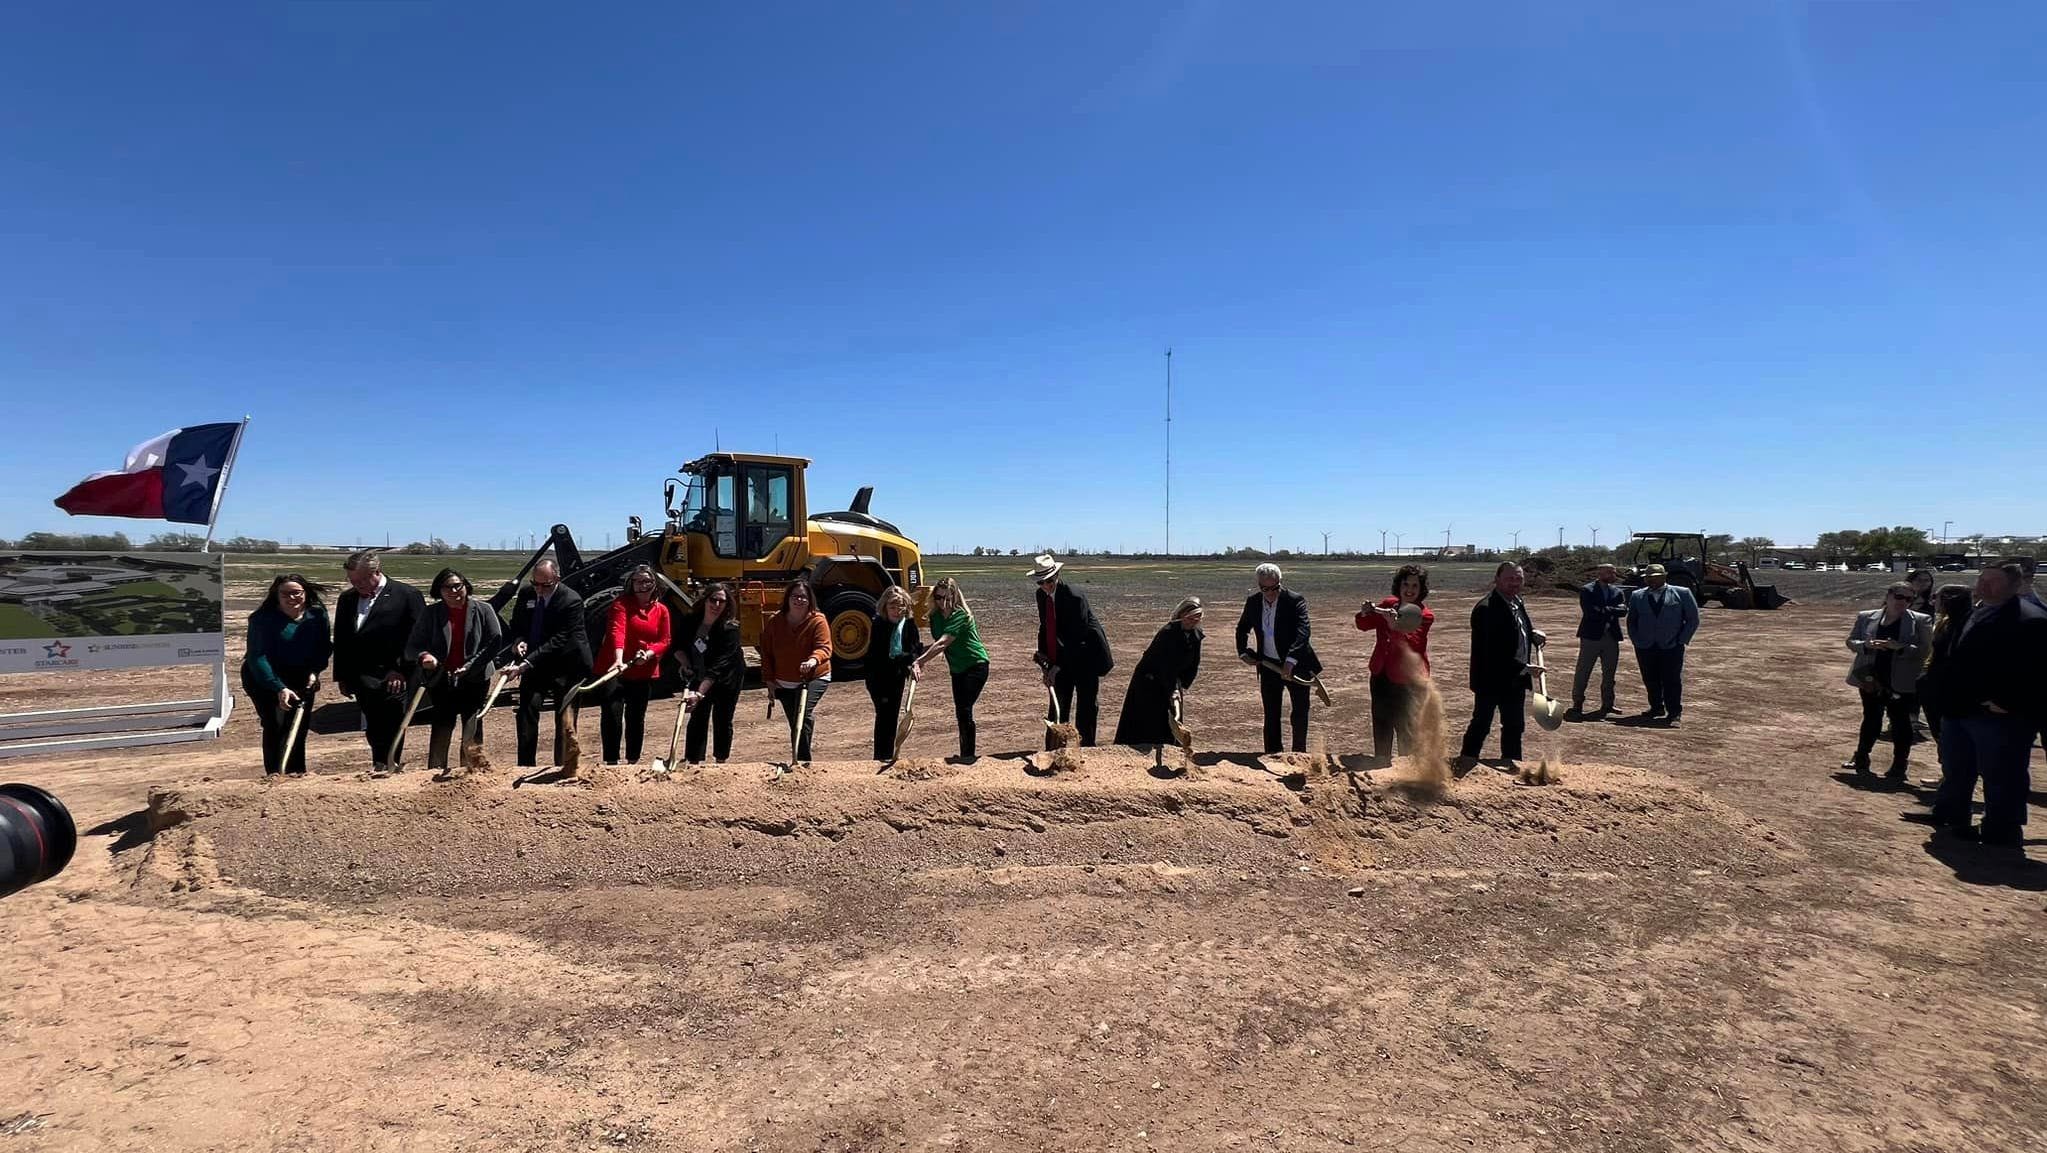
4, 560, 2043, 1152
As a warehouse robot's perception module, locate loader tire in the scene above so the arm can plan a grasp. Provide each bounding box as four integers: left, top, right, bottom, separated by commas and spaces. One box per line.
823, 588, 879, 677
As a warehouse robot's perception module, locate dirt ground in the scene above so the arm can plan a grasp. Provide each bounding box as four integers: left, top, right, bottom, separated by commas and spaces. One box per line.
3, 560, 2043, 1152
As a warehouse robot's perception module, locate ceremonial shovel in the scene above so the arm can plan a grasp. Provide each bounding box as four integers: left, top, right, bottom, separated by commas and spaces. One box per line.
280, 694, 309, 770
651, 690, 695, 774
1527, 641, 1564, 731
890, 678, 917, 760
1256, 659, 1333, 706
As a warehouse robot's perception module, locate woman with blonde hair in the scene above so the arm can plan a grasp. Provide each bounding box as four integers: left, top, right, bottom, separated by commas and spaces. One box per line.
914, 576, 991, 760
865, 585, 925, 759
1114, 596, 1204, 750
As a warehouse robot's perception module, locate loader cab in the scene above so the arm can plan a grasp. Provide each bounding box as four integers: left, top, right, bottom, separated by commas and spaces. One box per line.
670, 454, 811, 570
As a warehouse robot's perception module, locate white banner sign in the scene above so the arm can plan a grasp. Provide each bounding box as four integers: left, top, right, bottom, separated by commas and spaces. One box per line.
0, 551, 226, 675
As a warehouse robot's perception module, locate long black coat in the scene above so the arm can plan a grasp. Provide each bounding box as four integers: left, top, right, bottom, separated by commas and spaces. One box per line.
332, 579, 426, 698
1115, 624, 1202, 746
1469, 590, 1537, 694
866, 612, 927, 689
1034, 581, 1114, 678
1234, 589, 1322, 678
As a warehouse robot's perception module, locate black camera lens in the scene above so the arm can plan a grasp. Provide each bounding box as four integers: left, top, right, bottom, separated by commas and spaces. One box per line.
0, 784, 76, 900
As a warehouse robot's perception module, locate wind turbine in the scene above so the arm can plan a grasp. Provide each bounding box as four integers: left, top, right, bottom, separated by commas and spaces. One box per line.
1588, 525, 1600, 548
1322, 531, 1332, 555
1511, 529, 1522, 550
1444, 523, 1453, 553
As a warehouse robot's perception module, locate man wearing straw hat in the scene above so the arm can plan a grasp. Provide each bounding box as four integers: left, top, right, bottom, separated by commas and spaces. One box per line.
1030, 554, 1114, 747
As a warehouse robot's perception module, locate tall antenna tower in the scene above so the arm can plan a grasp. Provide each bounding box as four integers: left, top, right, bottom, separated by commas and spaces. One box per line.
1164, 348, 1173, 557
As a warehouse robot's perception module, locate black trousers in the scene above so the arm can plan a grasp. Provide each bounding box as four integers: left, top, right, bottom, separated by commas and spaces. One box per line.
426, 677, 487, 771
1258, 665, 1311, 753
868, 674, 907, 760
684, 684, 740, 763
1852, 688, 1917, 771
352, 677, 408, 769
244, 668, 316, 775
1461, 684, 1527, 761
600, 679, 653, 764
1369, 673, 1418, 760
952, 661, 990, 759
773, 681, 829, 761
514, 670, 580, 767
1046, 668, 1101, 748
1636, 645, 1686, 718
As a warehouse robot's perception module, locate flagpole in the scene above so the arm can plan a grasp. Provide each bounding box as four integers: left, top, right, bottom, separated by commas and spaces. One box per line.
201, 416, 251, 553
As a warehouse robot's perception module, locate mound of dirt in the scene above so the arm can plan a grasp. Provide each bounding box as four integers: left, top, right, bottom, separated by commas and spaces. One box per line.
139, 754, 1787, 903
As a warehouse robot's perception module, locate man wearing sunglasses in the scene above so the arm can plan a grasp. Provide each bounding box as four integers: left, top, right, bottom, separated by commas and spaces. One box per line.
1842, 582, 1930, 783
501, 558, 592, 767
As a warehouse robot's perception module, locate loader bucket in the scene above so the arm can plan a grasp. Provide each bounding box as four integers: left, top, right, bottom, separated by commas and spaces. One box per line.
1749, 583, 1789, 610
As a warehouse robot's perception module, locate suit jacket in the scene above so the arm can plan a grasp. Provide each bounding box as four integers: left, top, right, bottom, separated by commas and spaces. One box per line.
1034, 582, 1114, 678
1577, 581, 1626, 641
1845, 608, 1930, 694
1235, 589, 1322, 678
332, 578, 426, 696
866, 612, 926, 688
679, 613, 745, 694
1939, 596, 2047, 722
1627, 585, 1700, 650
1469, 590, 1536, 694
504, 584, 591, 680
404, 598, 504, 689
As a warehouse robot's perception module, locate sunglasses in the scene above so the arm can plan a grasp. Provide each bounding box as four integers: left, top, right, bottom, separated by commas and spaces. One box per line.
707, 596, 728, 604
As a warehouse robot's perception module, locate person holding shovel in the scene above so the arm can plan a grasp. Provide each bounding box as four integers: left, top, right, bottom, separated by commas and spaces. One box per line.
241, 573, 333, 777
1031, 555, 1114, 748
914, 576, 991, 761
1236, 563, 1322, 754
499, 558, 591, 768
332, 550, 424, 773
1114, 596, 1204, 751
595, 564, 672, 765
1459, 562, 1545, 771
405, 567, 504, 774
678, 581, 744, 764
865, 586, 925, 760
1355, 563, 1434, 764
762, 578, 831, 762
1625, 563, 1700, 728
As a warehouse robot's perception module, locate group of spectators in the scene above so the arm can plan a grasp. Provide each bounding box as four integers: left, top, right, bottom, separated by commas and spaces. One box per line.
1841, 561, 2045, 848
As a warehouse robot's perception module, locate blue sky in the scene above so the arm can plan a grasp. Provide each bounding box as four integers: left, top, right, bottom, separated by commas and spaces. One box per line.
3, 2, 2041, 554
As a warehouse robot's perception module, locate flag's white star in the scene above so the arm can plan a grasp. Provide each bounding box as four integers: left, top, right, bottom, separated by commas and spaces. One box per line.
176, 456, 220, 488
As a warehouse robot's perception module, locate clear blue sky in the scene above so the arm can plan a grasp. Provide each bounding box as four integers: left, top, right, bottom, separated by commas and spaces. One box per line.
4, 2, 2041, 555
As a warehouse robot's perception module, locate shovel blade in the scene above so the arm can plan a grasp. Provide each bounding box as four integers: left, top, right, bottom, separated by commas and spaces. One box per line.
1530, 691, 1564, 731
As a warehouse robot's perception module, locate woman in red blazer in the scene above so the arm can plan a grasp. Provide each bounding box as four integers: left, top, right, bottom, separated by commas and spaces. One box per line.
598, 564, 672, 765
1355, 563, 1436, 765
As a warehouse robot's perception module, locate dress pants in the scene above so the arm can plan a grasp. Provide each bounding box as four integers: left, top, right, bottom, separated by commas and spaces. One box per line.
1258, 665, 1311, 753
1572, 636, 1619, 710
1046, 668, 1100, 748
1461, 685, 1527, 761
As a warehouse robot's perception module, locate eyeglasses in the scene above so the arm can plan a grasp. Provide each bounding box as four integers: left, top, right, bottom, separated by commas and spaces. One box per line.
707, 596, 727, 605
280, 588, 305, 598
1889, 593, 1912, 601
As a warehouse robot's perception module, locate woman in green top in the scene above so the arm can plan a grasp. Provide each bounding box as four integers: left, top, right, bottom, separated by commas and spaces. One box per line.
914, 576, 991, 760
240, 573, 334, 776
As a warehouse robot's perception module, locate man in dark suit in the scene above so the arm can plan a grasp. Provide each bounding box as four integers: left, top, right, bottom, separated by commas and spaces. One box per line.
1235, 563, 1322, 754
332, 550, 426, 772
1030, 554, 1114, 747
1570, 563, 1627, 717
1930, 561, 2047, 847
1460, 561, 1546, 770
499, 558, 592, 767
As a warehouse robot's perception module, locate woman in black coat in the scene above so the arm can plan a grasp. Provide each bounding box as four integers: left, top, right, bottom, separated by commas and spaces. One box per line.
1115, 597, 1205, 749
403, 567, 503, 772
679, 582, 745, 763
866, 585, 925, 759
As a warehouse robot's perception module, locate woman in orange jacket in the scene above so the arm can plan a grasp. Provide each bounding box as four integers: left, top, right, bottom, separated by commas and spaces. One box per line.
760, 578, 832, 762
598, 564, 672, 765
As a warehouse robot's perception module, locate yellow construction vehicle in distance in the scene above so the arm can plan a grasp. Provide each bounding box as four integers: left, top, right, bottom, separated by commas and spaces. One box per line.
489, 452, 930, 680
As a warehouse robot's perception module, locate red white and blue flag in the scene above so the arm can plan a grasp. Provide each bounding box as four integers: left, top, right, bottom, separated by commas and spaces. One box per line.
53, 422, 244, 525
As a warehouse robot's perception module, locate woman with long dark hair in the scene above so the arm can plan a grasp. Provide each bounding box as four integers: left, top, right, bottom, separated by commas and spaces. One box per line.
241, 573, 333, 776
760, 578, 831, 761
679, 581, 744, 763
404, 567, 503, 773
597, 564, 672, 765
1355, 563, 1435, 764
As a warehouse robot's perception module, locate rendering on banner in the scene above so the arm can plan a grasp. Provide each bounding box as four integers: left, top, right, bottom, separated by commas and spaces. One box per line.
0, 552, 226, 675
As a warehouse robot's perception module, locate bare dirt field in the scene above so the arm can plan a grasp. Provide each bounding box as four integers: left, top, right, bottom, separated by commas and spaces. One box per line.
4, 559, 2043, 1152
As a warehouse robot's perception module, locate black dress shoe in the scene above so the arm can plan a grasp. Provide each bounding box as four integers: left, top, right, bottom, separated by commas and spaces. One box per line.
1980, 826, 2024, 848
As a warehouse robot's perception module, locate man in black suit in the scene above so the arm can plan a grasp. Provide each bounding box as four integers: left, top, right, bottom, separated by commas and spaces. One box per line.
499, 558, 592, 767
1235, 563, 1322, 754
1460, 561, 1546, 770
332, 549, 426, 772
1030, 554, 1114, 747
1930, 561, 2047, 846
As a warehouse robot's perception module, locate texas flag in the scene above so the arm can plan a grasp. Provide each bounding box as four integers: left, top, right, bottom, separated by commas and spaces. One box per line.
53, 422, 244, 525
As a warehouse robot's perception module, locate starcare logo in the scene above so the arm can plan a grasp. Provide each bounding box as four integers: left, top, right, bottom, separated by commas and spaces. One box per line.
33, 638, 80, 670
